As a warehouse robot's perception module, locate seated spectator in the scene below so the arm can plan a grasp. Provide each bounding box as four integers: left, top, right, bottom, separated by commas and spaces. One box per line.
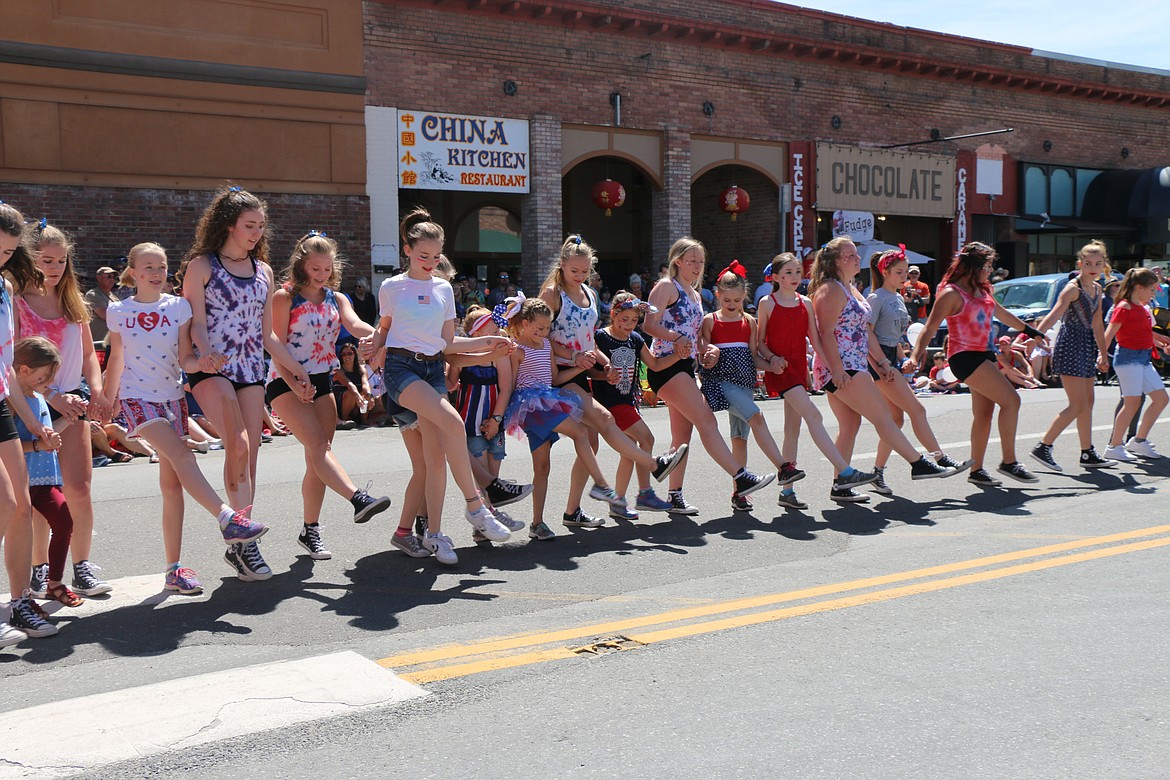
996, 336, 1042, 389
333, 342, 372, 430
917, 353, 962, 393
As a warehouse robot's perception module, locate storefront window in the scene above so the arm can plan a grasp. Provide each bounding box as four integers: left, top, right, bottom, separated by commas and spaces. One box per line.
1024, 166, 1047, 215
454, 205, 521, 253
1050, 169, 1074, 217
1076, 169, 1102, 214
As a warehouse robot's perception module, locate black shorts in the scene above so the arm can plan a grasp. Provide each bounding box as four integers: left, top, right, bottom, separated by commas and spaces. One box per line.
46, 387, 84, 423
868, 344, 902, 381
0, 398, 18, 443
188, 371, 264, 392
554, 369, 591, 393
647, 358, 696, 394
949, 350, 996, 382
822, 369, 863, 395
265, 371, 333, 406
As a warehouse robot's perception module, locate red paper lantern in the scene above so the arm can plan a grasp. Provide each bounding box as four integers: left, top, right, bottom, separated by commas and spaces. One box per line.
591, 179, 626, 217
719, 185, 750, 221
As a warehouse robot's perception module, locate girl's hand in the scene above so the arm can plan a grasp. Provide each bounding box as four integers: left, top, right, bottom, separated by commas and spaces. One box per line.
480, 417, 500, 439
877, 362, 898, 383
87, 395, 112, 423
1097, 354, 1110, 372
291, 368, 314, 403
35, 425, 61, 451
49, 393, 86, 424
446, 374, 460, 393
674, 336, 693, 359
491, 338, 515, 356
605, 364, 621, 385
574, 350, 597, 370
831, 367, 851, 390
358, 337, 377, 362
198, 351, 226, 374
701, 345, 720, 369
767, 355, 788, 373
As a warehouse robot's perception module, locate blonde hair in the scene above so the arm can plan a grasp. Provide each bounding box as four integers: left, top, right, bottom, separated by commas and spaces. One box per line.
119, 242, 168, 288
666, 237, 706, 290
1077, 239, 1112, 276
435, 255, 455, 282
808, 236, 855, 294
507, 297, 552, 338
715, 270, 749, 293
282, 233, 343, 294
27, 221, 90, 323
541, 234, 595, 295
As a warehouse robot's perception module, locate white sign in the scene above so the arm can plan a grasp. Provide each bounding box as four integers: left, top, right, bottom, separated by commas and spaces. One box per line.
397, 110, 529, 193
831, 210, 875, 242
791, 152, 807, 256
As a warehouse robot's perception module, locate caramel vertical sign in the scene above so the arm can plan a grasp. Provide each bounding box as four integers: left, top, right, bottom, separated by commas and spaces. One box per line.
815, 143, 955, 218
397, 110, 530, 193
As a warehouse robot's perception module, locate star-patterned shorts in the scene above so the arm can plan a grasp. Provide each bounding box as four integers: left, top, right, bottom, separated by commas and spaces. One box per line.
121, 398, 189, 440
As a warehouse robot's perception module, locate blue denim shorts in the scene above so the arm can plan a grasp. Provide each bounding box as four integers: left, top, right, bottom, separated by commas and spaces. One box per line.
720, 381, 760, 440
468, 433, 506, 461
384, 354, 447, 428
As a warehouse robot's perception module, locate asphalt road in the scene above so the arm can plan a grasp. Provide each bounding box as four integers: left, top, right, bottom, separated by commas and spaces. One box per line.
3, 386, 1169, 778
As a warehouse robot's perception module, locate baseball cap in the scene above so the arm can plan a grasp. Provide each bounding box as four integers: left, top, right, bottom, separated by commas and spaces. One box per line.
997, 335, 1012, 346
96, 266, 117, 276
907, 266, 921, 274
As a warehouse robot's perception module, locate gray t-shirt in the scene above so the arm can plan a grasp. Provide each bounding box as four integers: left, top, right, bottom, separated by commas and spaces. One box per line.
83, 287, 116, 345
867, 287, 910, 348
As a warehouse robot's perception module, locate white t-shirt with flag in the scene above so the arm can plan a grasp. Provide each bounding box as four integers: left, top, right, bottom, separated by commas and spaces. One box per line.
378, 273, 455, 355
106, 294, 192, 402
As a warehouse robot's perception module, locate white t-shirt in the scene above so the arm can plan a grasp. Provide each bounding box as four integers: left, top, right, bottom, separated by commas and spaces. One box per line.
106, 294, 192, 402
378, 273, 455, 355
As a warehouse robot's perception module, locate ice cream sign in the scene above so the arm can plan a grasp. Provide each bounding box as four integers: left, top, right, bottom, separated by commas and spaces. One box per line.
397, 110, 530, 193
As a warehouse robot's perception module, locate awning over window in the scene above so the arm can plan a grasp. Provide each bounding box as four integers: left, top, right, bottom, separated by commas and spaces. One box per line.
1081, 166, 1170, 242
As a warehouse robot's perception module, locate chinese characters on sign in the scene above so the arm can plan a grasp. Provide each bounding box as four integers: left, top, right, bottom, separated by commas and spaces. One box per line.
397, 111, 530, 193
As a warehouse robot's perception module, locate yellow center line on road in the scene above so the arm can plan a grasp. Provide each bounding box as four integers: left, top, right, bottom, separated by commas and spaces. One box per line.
400, 534, 1170, 684
381, 523, 1170, 675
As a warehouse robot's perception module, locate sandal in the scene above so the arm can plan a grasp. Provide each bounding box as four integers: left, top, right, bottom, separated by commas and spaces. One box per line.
110, 451, 133, 464
46, 583, 84, 607
149, 453, 160, 464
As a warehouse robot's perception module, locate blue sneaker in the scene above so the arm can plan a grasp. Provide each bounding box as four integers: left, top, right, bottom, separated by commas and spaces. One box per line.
609, 502, 639, 522
634, 489, 673, 513
220, 510, 268, 545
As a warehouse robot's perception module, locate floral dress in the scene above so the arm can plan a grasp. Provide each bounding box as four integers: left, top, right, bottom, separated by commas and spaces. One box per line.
812, 280, 872, 391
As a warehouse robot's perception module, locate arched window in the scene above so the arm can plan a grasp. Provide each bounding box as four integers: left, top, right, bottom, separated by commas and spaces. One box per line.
454, 206, 520, 253
1049, 168, 1074, 217
1024, 166, 1047, 215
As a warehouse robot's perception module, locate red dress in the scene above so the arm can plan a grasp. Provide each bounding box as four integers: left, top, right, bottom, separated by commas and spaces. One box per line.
762, 293, 809, 396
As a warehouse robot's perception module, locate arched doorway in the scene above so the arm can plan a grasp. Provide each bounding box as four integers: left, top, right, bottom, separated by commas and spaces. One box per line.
691, 164, 780, 282
562, 156, 655, 295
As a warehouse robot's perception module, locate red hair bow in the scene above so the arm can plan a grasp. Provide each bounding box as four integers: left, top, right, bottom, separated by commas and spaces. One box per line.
718, 259, 748, 279
877, 244, 907, 274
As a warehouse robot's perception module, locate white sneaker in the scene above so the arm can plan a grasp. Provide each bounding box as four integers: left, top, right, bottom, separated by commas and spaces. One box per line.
1125, 438, 1162, 459
465, 504, 510, 541
422, 532, 458, 565
1103, 444, 1137, 463
0, 621, 27, 649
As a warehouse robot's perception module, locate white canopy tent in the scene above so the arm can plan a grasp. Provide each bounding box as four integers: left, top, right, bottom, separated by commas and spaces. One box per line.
856, 241, 935, 269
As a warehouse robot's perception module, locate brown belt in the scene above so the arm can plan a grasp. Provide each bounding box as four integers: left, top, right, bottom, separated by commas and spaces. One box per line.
386, 347, 444, 362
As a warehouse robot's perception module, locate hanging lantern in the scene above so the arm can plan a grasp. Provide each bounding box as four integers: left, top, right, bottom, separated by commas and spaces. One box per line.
591, 179, 626, 217
719, 185, 750, 221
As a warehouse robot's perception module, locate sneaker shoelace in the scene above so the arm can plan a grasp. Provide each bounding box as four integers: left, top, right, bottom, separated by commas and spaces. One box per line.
239, 543, 267, 570
303, 526, 325, 550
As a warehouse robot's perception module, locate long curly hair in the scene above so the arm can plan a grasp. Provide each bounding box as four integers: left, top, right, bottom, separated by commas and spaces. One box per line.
28, 221, 90, 324
0, 203, 43, 295
178, 187, 269, 285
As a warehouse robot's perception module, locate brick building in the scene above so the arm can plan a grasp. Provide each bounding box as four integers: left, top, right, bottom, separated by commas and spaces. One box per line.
3, 0, 1169, 294
366, 0, 1170, 292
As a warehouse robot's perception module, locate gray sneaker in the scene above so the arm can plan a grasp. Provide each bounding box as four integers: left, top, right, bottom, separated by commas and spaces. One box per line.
833, 469, 878, 491
528, 522, 556, 541
391, 532, 433, 558
0, 621, 27, 649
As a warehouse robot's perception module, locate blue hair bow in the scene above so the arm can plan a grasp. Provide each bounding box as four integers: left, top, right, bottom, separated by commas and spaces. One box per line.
228, 186, 241, 192
308, 230, 327, 238
490, 294, 526, 329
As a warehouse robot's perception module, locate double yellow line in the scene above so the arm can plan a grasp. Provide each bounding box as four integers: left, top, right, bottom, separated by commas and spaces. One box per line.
380, 524, 1170, 684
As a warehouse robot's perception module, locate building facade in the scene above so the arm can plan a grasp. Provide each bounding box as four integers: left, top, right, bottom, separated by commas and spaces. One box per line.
3, 0, 1169, 292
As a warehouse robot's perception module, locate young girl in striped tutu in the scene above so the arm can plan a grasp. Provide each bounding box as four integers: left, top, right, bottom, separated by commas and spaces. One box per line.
504, 297, 635, 541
